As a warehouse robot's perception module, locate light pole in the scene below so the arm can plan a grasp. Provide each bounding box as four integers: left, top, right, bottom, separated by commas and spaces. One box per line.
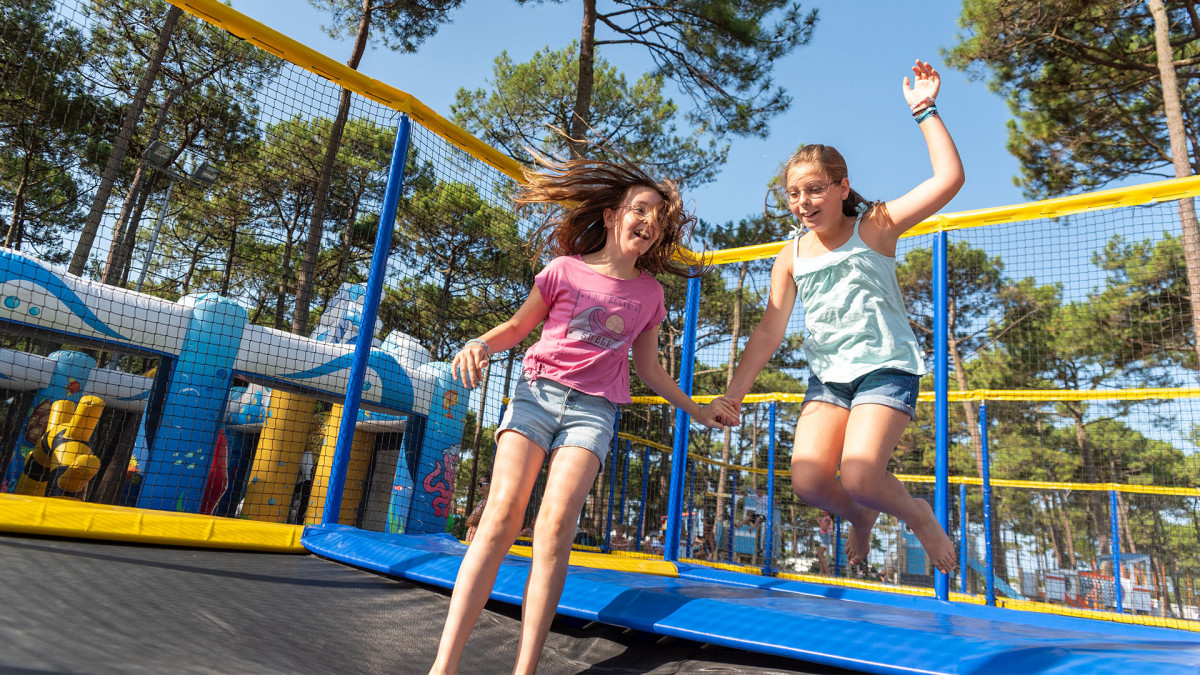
135, 140, 220, 292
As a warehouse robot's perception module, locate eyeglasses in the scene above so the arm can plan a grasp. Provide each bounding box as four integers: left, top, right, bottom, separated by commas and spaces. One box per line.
784, 180, 838, 203
621, 203, 657, 220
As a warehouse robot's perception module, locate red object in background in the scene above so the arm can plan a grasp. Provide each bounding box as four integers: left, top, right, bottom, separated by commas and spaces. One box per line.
200, 429, 229, 515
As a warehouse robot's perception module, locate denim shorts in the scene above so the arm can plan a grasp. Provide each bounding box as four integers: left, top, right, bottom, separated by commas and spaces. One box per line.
802, 368, 920, 419
496, 374, 618, 467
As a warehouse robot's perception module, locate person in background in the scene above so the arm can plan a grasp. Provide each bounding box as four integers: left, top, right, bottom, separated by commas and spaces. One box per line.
464, 478, 489, 542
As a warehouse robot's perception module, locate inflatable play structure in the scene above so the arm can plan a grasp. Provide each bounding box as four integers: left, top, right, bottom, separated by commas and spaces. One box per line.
0, 248, 467, 534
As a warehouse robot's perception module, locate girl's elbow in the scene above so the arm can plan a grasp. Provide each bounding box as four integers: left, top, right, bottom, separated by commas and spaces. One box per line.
951, 167, 966, 192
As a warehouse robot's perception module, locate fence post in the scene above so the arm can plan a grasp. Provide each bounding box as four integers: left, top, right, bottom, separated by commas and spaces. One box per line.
637, 445, 649, 552
763, 401, 777, 576
619, 440, 630, 526
981, 401, 995, 606
323, 116, 411, 524
1111, 489, 1123, 613
959, 482, 968, 594
933, 229, 950, 601
664, 276, 701, 561
603, 409, 620, 552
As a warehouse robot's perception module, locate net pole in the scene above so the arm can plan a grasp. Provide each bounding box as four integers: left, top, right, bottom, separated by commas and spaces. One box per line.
763, 401, 777, 575
981, 401, 996, 606
664, 275, 701, 561
934, 230, 950, 600
959, 482, 968, 593
1111, 489, 1124, 613
603, 410, 620, 551
322, 115, 412, 525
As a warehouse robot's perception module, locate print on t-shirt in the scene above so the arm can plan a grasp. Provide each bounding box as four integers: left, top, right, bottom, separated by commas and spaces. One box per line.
566, 290, 643, 350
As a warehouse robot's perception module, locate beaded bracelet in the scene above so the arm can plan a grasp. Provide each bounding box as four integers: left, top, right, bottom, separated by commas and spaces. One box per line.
915, 106, 939, 124
464, 338, 490, 354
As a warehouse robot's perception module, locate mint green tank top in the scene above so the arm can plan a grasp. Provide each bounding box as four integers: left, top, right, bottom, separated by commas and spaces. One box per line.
791, 215, 925, 383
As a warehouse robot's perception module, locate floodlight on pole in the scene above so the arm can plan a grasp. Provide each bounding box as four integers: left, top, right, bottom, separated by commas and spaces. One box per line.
143, 140, 175, 167
134, 141, 220, 292
191, 161, 220, 188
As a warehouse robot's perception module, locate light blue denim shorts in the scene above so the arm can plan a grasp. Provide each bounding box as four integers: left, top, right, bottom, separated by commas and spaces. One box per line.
802, 368, 920, 419
496, 374, 618, 467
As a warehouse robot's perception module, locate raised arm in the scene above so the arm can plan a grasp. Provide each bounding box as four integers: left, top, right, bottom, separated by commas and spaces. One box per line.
880, 60, 965, 235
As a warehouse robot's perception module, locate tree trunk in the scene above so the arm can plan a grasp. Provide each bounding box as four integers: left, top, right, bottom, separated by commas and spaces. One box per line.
464, 360, 491, 515
275, 229, 295, 330
1147, 0, 1200, 370
6, 165, 27, 249
1069, 403, 1108, 557
944, 294, 983, 474
71, 6, 181, 276
1053, 490, 1078, 569
292, 1, 371, 335
335, 196, 362, 288
1041, 494, 1062, 569
717, 261, 749, 523
568, 0, 598, 158
118, 181, 155, 286
102, 166, 147, 286
220, 222, 236, 295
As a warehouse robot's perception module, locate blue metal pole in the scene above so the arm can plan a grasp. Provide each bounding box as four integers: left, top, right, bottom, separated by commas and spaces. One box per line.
834, 516, 842, 577
323, 116, 411, 525
686, 459, 695, 557
764, 401, 777, 576
664, 276, 701, 562
637, 445, 649, 553
619, 440, 630, 526
1111, 489, 1123, 613
933, 229, 950, 600
728, 471, 737, 564
604, 410, 620, 552
981, 402, 996, 606
959, 482, 968, 594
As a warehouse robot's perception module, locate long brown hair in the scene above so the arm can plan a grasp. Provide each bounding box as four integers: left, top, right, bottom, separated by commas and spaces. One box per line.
782, 144, 881, 219
515, 155, 705, 278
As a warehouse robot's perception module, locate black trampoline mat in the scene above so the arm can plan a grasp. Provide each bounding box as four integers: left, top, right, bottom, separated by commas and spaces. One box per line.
0, 534, 850, 674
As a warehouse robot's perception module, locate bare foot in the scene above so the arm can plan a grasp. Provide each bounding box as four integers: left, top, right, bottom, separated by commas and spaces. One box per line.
845, 509, 879, 566
909, 497, 957, 574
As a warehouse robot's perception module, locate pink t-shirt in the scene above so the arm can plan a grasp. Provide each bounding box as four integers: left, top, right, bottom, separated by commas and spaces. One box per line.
523, 255, 666, 403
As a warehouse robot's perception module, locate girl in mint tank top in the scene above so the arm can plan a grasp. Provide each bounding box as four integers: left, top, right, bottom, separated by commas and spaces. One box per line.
720, 60, 965, 578
430, 154, 734, 675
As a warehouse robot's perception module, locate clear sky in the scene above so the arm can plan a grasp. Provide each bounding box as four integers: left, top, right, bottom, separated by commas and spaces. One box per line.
224, 0, 1024, 228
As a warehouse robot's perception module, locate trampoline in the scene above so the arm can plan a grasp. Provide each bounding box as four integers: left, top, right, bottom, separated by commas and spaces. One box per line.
0, 532, 847, 674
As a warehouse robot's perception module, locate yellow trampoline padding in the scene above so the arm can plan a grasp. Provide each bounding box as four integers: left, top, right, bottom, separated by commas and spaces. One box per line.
0, 494, 305, 552
505, 544, 679, 577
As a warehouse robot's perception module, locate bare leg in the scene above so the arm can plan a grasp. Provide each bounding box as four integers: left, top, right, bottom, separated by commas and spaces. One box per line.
839, 404, 957, 574
790, 402, 879, 564
513, 446, 601, 675
429, 433, 546, 675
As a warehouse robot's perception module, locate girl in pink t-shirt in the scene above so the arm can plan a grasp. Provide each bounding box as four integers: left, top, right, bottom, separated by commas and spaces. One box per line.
431, 157, 734, 675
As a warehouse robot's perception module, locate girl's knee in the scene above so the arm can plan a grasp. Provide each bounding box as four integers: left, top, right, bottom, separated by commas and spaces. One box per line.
790, 463, 832, 499
838, 465, 884, 501
533, 509, 577, 544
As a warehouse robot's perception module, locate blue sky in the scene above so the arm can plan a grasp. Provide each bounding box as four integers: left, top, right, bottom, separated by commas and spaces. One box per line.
225, 0, 1024, 228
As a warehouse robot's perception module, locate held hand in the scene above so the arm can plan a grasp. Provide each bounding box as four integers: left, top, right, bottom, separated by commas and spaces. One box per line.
697, 396, 739, 429
902, 59, 941, 109
451, 341, 489, 389
713, 395, 743, 427
693, 400, 728, 430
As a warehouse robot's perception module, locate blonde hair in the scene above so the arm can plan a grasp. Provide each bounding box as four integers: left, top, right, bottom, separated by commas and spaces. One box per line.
783, 144, 880, 219
515, 155, 705, 278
